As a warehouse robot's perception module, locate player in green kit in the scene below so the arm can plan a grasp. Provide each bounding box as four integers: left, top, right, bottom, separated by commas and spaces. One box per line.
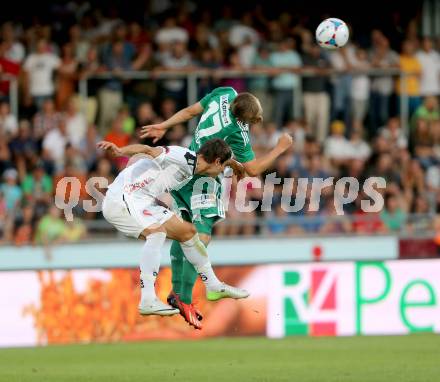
141, 87, 292, 329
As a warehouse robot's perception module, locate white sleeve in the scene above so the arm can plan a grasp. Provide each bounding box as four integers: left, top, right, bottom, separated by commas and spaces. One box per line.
165, 146, 196, 173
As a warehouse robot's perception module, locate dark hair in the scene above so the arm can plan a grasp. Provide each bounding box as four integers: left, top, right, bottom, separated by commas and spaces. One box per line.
230, 93, 263, 124
197, 138, 232, 164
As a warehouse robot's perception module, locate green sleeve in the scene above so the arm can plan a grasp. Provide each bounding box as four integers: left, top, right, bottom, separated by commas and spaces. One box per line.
226, 129, 255, 163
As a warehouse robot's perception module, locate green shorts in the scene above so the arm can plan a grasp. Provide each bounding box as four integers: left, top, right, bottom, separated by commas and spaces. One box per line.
171, 174, 225, 235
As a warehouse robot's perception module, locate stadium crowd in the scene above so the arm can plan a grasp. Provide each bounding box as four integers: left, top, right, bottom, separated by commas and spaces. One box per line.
0, 1, 440, 246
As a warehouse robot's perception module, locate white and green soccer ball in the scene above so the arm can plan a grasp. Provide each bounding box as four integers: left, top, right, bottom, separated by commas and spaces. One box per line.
315, 18, 349, 49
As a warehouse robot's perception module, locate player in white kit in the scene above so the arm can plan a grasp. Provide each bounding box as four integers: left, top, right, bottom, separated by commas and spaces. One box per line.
98, 138, 248, 321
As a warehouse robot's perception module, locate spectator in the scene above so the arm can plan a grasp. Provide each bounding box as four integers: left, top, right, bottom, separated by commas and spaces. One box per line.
302, 45, 330, 142
69, 24, 90, 64
135, 102, 157, 127
321, 200, 352, 234
379, 117, 408, 149
127, 22, 149, 54
266, 203, 295, 235
416, 37, 440, 97
329, 44, 355, 129
42, 119, 69, 171
2, 22, 25, 64
21, 161, 53, 208
0, 40, 21, 101
33, 98, 63, 140
64, 144, 87, 173
155, 17, 189, 53
249, 45, 273, 120
350, 48, 371, 131
411, 96, 440, 147
369, 34, 399, 130
353, 209, 388, 234
79, 125, 101, 168
346, 131, 371, 161
0, 101, 18, 137
237, 36, 257, 69
270, 38, 302, 127
117, 105, 135, 135
23, 38, 60, 110
9, 120, 38, 169
324, 120, 351, 164
103, 117, 130, 169
104, 116, 130, 147
56, 43, 78, 110
159, 41, 193, 107
396, 40, 422, 116
13, 203, 35, 246
299, 154, 329, 181
0, 134, 12, 175
159, 98, 177, 121
65, 97, 87, 149
79, 46, 101, 125
63, 218, 87, 242
220, 49, 246, 93
35, 205, 67, 257
98, 41, 133, 133
380, 193, 407, 232
0, 168, 22, 213
229, 12, 259, 49
407, 195, 433, 233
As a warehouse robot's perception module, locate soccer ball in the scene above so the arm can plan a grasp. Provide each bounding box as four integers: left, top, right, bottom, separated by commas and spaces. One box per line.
315, 18, 349, 49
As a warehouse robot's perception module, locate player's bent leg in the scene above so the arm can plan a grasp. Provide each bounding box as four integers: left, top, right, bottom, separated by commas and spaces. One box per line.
179, 226, 213, 305
137, 225, 179, 316
161, 217, 205, 328
162, 216, 249, 306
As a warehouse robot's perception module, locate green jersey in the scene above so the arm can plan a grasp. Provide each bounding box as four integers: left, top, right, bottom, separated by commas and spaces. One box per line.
189, 87, 255, 163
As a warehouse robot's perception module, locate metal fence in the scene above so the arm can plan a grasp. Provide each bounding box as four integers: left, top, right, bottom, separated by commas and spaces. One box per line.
75, 67, 408, 133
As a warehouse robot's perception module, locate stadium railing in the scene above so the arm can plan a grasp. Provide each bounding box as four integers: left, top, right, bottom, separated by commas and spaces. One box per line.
76, 67, 408, 133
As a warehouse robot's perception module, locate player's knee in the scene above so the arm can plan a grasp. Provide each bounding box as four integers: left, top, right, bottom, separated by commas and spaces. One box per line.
179, 224, 197, 242
198, 233, 211, 246
140, 224, 167, 239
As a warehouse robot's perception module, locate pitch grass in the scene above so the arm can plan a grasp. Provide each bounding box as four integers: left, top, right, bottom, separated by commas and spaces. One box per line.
0, 335, 439, 382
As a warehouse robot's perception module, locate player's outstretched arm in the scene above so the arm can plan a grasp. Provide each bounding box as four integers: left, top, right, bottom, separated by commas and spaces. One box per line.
242, 133, 293, 177
96, 141, 163, 158
140, 102, 203, 142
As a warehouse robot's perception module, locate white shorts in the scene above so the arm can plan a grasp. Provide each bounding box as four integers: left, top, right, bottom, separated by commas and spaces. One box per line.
102, 192, 174, 238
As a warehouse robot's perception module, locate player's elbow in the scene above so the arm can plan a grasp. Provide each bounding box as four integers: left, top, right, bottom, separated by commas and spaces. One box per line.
245, 167, 260, 177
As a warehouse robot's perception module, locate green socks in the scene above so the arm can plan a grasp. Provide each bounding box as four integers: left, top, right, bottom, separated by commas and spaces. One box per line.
170, 240, 184, 295
180, 258, 199, 304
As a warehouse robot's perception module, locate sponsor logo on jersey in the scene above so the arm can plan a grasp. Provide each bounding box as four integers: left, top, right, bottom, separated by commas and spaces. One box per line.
191, 193, 217, 210
124, 177, 154, 194
220, 94, 231, 127
237, 120, 250, 145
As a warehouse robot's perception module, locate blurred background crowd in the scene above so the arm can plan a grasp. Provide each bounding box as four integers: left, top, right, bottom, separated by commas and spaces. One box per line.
0, 0, 440, 246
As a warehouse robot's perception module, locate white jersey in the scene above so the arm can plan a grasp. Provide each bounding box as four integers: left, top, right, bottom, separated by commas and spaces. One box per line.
103, 146, 197, 238
107, 145, 197, 200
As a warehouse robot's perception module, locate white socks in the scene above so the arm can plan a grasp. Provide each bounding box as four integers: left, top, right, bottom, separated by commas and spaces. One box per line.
140, 231, 167, 301
180, 234, 222, 290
